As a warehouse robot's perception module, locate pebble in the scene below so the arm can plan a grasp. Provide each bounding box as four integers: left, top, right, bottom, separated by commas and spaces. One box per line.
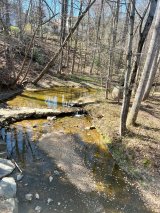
0, 177, 17, 199
58, 202, 61, 206
47, 198, 53, 204
25, 193, 33, 201
35, 206, 42, 213
35, 193, 40, 199
54, 170, 60, 175
16, 173, 23, 181
47, 116, 56, 121
49, 176, 53, 182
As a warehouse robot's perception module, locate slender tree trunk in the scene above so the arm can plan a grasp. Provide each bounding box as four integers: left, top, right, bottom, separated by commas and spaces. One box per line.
90, 0, 104, 75
128, 0, 160, 125
119, 0, 157, 136
119, 0, 135, 136
33, 0, 96, 84
143, 40, 160, 100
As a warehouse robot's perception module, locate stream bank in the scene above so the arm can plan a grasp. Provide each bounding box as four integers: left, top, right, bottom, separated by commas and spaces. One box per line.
0, 86, 156, 213
85, 91, 160, 213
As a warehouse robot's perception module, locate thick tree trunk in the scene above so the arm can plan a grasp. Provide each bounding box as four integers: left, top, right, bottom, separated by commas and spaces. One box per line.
128, 0, 160, 125
119, 0, 157, 136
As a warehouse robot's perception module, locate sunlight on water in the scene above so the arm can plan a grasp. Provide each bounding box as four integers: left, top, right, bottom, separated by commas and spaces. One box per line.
7, 87, 95, 109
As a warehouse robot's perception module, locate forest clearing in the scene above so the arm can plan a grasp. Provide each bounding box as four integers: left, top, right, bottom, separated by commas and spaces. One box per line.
0, 0, 160, 213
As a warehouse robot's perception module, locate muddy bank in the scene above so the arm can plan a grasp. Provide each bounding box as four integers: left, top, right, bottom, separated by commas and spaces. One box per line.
85, 93, 160, 213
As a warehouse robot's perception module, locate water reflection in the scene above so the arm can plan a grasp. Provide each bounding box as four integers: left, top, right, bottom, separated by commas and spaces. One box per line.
7, 87, 95, 109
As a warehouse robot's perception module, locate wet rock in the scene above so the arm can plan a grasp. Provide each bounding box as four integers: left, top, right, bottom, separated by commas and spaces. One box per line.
47, 116, 56, 121
54, 170, 60, 175
25, 193, 33, 201
35, 206, 42, 213
0, 158, 15, 178
85, 127, 90, 130
35, 193, 40, 199
47, 198, 53, 204
0, 198, 18, 213
0, 177, 17, 198
111, 86, 123, 102
0, 139, 6, 152
49, 176, 53, 182
58, 202, 61, 206
16, 173, 23, 181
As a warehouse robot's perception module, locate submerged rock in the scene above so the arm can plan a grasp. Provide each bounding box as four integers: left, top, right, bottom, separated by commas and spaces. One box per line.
35, 206, 42, 213
25, 193, 33, 201
16, 173, 23, 181
35, 193, 40, 199
47, 198, 53, 204
0, 158, 15, 178
0, 198, 18, 213
0, 177, 17, 198
54, 170, 60, 176
49, 176, 53, 182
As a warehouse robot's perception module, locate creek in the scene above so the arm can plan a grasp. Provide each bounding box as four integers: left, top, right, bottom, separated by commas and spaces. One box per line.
0, 87, 151, 213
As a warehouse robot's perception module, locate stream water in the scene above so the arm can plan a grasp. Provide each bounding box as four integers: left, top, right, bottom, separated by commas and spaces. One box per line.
0, 87, 152, 213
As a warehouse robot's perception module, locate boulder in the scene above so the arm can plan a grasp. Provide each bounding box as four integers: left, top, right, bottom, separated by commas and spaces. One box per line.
0, 177, 17, 198
111, 86, 123, 102
0, 158, 15, 178
0, 198, 18, 213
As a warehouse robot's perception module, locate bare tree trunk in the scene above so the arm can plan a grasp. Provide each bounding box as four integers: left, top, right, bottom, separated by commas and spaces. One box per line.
89, 0, 104, 75
119, 0, 157, 136
119, 0, 135, 136
33, 0, 96, 84
143, 40, 160, 100
105, 0, 120, 98
59, 0, 68, 73
128, 0, 160, 125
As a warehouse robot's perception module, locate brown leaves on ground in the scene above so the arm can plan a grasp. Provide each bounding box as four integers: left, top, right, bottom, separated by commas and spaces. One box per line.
85, 92, 160, 213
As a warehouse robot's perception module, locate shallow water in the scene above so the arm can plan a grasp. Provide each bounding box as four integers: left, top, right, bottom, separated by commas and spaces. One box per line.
7, 86, 95, 109
0, 87, 152, 213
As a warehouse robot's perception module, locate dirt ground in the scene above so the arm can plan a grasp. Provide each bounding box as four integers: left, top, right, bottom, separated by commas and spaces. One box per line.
85, 92, 160, 213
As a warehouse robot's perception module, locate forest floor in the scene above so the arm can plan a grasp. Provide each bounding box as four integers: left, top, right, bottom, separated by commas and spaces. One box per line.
85, 91, 160, 213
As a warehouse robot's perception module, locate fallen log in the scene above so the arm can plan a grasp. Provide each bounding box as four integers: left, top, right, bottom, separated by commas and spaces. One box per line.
0, 107, 86, 127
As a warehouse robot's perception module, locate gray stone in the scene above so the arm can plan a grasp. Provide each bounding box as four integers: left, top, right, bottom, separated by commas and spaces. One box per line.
35, 206, 42, 213
25, 193, 33, 201
0, 198, 18, 213
0, 158, 15, 178
0, 177, 17, 198
112, 86, 123, 102
47, 116, 56, 121
47, 198, 53, 204
16, 173, 23, 181
35, 193, 40, 199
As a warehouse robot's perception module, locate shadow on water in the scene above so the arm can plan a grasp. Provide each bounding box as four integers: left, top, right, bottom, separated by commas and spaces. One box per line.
0, 116, 152, 213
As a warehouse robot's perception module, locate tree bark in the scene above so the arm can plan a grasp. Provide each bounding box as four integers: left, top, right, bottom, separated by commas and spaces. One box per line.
119, 0, 157, 135
128, 0, 160, 125
119, 0, 135, 136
